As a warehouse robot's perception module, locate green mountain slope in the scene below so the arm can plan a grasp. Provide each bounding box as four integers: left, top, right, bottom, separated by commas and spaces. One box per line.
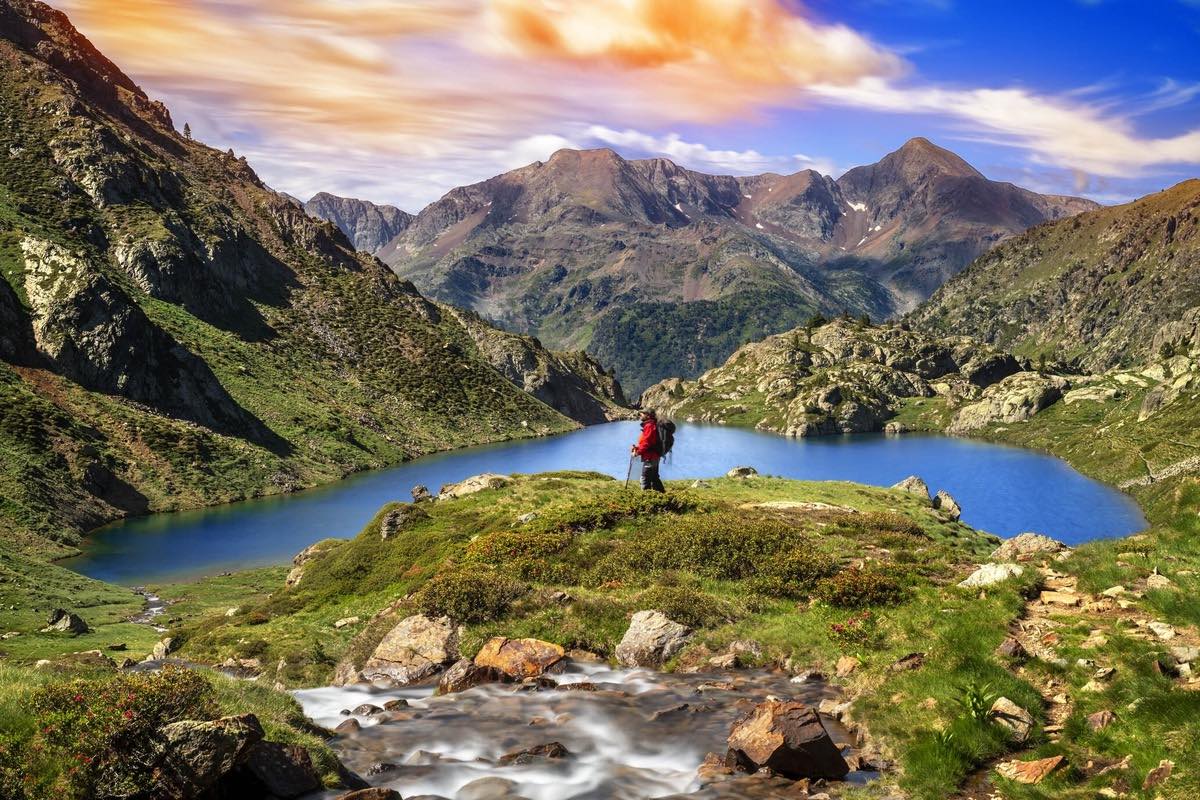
910, 180, 1200, 369
0, 0, 624, 564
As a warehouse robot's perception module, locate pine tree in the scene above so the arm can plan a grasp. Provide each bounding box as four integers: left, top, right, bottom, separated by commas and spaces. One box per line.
183, 123, 191, 140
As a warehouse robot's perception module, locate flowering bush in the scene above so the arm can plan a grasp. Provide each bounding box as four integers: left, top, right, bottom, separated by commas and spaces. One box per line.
829, 610, 883, 650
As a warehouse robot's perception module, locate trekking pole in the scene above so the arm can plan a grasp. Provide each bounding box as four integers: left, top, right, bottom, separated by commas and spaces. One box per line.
624, 454, 635, 489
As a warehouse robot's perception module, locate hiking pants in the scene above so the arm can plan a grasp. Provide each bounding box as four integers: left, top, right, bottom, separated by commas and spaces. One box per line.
641, 459, 665, 492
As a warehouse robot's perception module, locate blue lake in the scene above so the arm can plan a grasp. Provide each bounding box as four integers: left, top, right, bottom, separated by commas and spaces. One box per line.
62, 422, 1146, 585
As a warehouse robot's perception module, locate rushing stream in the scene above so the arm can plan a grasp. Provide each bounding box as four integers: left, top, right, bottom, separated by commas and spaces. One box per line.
64, 422, 1145, 584
294, 663, 873, 799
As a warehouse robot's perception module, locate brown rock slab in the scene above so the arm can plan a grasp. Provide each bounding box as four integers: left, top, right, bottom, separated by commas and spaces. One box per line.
996, 754, 1064, 784
835, 655, 860, 677
474, 637, 565, 679
1143, 759, 1173, 790
437, 658, 504, 695
726, 699, 849, 780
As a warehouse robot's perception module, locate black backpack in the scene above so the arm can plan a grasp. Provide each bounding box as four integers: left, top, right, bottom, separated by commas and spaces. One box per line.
657, 421, 676, 459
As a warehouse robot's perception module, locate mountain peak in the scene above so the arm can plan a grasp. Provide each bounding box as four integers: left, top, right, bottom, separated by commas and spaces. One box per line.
885, 137, 983, 179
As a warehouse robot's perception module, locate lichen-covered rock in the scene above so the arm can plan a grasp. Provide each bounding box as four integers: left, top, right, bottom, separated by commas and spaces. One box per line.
380, 503, 429, 539
959, 563, 1024, 588
891, 475, 930, 500
990, 697, 1035, 743
726, 699, 849, 780
991, 532, 1070, 562
948, 372, 1069, 433
42, 608, 89, 635
159, 714, 265, 794
615, 610, 692, 668
437, 473, 510, 501
359, 614, 462, 685
933, 490, 962, 521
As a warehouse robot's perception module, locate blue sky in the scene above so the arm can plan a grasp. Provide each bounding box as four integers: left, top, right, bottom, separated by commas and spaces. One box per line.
59, 0, 1200, 209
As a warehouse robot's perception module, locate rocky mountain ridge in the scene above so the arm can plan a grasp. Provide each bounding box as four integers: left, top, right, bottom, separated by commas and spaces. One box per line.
303, 192, 413, 254
382, 139, 1095, 392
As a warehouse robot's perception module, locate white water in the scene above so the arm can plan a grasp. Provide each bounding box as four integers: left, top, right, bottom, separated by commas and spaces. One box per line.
294, 663, 860, 799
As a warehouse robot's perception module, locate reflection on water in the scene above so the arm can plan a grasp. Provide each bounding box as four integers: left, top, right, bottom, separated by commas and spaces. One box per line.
63, 423, 1146, 584
295, 662, 870, 799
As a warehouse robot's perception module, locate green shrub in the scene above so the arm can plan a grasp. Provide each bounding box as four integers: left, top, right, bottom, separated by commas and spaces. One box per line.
635, 585, 736, 629
814, 566, 905, 607
539, 491, 697, 533
645, 513, 809, 580
465, 528, 576, 581
28, 667, 217, 799
855, 511, 927, 538
749, 548, 840, 598
413, 565, 529, 623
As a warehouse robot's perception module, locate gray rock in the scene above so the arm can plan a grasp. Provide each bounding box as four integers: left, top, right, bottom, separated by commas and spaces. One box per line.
151, 636, 176, 660
238, 741, 322, 799
958, 563, 1024, 588
991, 532, 1069, 561
726, 466, 758, 479
359, 614, 462, 685
933, 490, 962, 521
42, 608, 89, 635
891, 475, 930, 499
438, 473, 510, 500
381, 503, 429, 539
615, 610, 692, 668
990, 697, 1034, 743
411, 484, 432, 503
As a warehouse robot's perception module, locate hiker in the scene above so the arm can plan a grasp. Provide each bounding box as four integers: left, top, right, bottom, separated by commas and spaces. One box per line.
631, 409, 667, 492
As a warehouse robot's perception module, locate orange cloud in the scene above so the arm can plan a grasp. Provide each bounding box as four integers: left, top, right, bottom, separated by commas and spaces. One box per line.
486, 0, 903, 87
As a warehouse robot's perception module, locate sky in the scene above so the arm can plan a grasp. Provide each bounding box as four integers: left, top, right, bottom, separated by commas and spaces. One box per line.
54, 0, 1200, 211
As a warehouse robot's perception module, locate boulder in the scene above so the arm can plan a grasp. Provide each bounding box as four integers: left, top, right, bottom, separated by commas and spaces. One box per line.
725, 700, 849, 780
474, 637, 565, 679
995, 637, 1029, 661
615, 611, 692, 668
436, 658, 504, 695
411, 484, 432, 503
1087, 710, 1116, 731
334, 616, 360, 629
996, 755, 1064, 785
437, 473, 509, 500
235, 741, 322, 799
958, 563, 1024, 588
891, 475, 930, 500
380, 504, 429, 539
990, 697, 1035, 743
991, 532, 1069, 562
42, 608, 89, 635
835, 655, 860, 677
159, 714, 264, 793
152, 636, 176, 660
726, 466, 758, 478
360, 614, 461, 685
932, 490, 961, 521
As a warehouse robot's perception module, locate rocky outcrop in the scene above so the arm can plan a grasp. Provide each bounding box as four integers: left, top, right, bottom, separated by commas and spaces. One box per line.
891, 475, 930, 500
379, 504, 428, 539
615, 611, 692, 668
948, 372, 1069, 433
285, 539, 343, 588
725, 700, 849, 780
437, 658, 504, 695
358, 614, 462, 685
641, 318, 1023, 439
438, 473, 510, 501
933, 490, 962, 521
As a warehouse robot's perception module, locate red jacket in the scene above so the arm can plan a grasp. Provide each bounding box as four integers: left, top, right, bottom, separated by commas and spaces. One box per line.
634, 420, 660, 461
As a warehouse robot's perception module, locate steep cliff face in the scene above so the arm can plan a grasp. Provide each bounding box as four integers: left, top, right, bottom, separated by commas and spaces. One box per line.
911, 180, 1200, 370
383, 141, 1093, 393
304, 192, 413, 254
0, 0, 625, 558
447, 307, 630, 424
